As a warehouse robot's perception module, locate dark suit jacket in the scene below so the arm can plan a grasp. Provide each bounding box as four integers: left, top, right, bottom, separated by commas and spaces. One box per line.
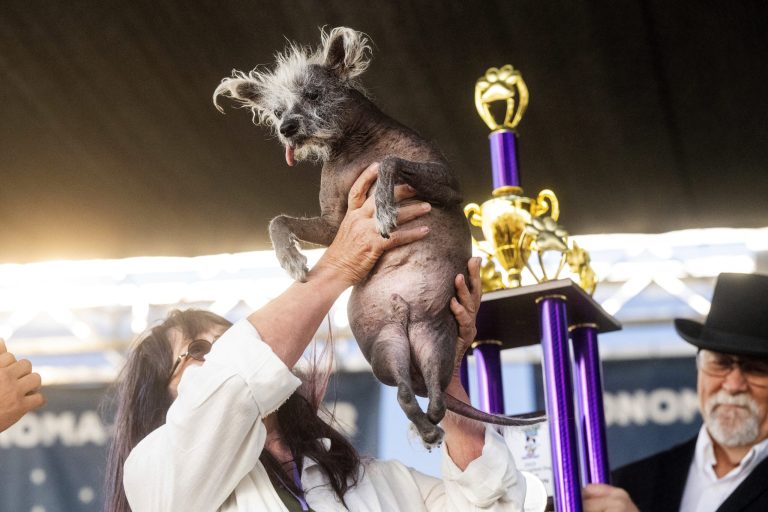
612, 436, 768, 512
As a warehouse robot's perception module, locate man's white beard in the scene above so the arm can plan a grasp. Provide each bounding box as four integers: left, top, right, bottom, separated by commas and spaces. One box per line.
704, 390, 762, 447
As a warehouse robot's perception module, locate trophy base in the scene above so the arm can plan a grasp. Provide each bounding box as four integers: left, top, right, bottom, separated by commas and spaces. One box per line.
474, 278, 621, 350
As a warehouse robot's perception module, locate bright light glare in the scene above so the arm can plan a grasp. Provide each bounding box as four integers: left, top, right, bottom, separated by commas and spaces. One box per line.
0, 227, 764, 364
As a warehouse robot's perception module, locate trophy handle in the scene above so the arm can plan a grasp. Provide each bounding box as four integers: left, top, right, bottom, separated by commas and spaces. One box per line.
533, 189, 560, 221
464, 203, 484, 226
464, 202, 491, 261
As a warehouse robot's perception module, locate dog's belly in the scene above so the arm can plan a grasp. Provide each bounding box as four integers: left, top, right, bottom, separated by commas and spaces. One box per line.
347, 207, 471, 367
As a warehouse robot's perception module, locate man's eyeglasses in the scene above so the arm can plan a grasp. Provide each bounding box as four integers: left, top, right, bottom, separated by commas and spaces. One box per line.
168, 338, 214, 383
696, 349, 768, 388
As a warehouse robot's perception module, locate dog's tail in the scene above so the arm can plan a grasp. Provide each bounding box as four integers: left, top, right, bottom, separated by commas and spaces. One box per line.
445, 393, 546, 426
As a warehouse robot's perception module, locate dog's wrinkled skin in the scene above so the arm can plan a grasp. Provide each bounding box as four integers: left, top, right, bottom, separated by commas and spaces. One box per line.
215, 27, 541, 445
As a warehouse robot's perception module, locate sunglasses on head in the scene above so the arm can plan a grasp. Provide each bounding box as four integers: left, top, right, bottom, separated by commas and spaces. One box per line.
168, 338, 214, 383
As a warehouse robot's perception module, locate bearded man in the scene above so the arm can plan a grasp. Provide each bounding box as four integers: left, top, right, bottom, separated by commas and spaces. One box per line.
582, 273, 768, 512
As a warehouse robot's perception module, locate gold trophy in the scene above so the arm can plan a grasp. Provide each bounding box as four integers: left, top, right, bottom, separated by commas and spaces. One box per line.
464, 65, 596, 294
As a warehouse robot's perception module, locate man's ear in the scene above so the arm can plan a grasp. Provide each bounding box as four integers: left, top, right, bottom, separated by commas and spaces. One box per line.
321, 26, 371, 81
213, 77, 262, 113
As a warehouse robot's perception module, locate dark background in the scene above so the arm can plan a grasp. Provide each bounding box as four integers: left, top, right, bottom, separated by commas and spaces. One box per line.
2, 0, 767, 263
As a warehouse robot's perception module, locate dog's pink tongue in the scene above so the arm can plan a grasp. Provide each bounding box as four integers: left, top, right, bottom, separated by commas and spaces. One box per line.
285, 145, 295, 166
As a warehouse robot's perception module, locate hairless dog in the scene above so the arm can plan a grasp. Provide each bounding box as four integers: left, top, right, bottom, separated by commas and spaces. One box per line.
215, 27, 543, 446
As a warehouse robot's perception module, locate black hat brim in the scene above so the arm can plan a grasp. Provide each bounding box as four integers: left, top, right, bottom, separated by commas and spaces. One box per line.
675, 318, 768, 358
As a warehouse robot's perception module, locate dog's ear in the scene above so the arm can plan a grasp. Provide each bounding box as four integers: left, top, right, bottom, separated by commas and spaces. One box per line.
321, 27, 371, 81
213, 77, 262, 113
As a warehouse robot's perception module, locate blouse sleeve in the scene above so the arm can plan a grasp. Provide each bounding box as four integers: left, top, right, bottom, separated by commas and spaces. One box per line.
123, 319, 302, 512
412, 425, 526, 511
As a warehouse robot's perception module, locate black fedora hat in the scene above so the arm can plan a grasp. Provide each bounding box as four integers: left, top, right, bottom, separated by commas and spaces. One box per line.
675, 273, 768, 358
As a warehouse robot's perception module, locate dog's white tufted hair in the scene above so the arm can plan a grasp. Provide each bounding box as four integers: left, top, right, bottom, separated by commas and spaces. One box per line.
213, 26, 372, 128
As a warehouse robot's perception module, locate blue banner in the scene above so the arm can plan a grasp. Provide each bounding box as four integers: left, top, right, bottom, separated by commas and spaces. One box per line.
0, 385, 109, 512
0, 371, 380, 512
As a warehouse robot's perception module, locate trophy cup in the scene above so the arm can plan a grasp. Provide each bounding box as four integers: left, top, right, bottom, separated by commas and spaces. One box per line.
463, 65, 620, 512
464, 64, 597, 294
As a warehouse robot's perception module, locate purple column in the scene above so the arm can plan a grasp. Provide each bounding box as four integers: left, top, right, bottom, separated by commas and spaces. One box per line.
489, 130, 521, 189
472, 341, 505, 414
571, 324, 611, 484
538, 295, 582, 512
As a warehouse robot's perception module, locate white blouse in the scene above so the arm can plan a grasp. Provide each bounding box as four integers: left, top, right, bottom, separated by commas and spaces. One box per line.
124, 319, 526, 511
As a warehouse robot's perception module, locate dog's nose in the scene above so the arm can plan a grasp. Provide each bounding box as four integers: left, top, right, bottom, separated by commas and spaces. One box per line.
280, 119, 299, 138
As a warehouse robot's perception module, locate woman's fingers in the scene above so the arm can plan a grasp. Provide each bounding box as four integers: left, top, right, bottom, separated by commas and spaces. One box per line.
454, 274, 474, 313
454, 257, 482, 320
450, 257, 484, 367
393, 183, 417, 202
321, 163, 430, 286
450, 295, 472, 329
452, 292, 476, 343
450, 292, 475, 370
382, 225, 430, 249
359, 181, 418, 218
351, 160, 417, 217
348, 163, 380, 210
467, 256, 482, 305
395, 202, 431, 224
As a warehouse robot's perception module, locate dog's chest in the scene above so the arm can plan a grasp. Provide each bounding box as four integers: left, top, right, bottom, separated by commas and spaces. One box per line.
318, 162, 370, 219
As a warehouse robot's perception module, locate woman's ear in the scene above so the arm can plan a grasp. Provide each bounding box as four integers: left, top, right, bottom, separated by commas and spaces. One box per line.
320, 26, 372, 81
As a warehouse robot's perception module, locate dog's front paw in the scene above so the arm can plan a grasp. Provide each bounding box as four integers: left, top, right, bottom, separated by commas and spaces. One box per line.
277, 245, 309, 282
374, 202, 398, 239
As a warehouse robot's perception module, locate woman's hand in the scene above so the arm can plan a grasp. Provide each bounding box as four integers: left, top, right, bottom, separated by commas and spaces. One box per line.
582, 484, 639, 512
0, 339, 45, 433
250, 163, 431, 368
450, 256, 482, 375
315, 162, 432, 287
441, 257, 486, 470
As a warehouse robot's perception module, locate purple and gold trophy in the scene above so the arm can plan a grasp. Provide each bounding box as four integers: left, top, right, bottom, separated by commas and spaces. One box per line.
465, 64, 596, 294
463, 65, 620, 512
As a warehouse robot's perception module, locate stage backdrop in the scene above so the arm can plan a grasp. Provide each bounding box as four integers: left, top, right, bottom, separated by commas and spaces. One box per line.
0, 385, 108, 512
0, 372, 379, 512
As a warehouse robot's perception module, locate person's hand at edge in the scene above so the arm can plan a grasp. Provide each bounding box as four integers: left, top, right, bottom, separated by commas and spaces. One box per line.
0, 338, 45, 432
582, 483, 640, 512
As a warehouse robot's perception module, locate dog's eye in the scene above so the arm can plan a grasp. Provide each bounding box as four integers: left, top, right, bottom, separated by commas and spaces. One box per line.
274, 108, 284, 118
305, 89, 320, 101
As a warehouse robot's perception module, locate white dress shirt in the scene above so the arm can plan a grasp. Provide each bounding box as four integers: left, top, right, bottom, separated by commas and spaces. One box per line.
123, 319, 526, 511
679, 424, 768, 512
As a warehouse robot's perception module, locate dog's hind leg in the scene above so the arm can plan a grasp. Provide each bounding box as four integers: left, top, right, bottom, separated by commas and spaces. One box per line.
409, 318, 457, 428
368, 294, 444, 446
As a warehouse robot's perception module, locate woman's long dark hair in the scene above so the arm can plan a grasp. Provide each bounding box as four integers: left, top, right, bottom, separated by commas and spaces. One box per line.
103, 309, 361, 512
